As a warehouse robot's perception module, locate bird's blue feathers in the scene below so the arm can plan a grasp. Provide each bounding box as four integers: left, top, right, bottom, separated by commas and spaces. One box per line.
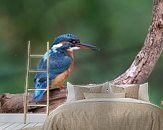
32, 79, 47, 101
33, 47, 72, 101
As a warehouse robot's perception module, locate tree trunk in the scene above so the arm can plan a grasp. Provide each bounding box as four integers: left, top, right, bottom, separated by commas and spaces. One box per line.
0, 88, 67, 113
113, 0, 163, 84
0, 0, 163, 113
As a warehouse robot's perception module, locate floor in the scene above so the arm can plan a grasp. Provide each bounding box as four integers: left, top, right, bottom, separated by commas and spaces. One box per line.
0, 122, 43, 130
0, 114, 46, 130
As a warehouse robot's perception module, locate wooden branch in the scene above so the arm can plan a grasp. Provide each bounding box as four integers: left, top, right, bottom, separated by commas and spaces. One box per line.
112, 1, 163, 84
0, 88, 67, 113
154, 0, 163, 5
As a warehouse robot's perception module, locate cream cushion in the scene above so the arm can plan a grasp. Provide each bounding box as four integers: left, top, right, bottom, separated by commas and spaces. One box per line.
66, 82, 109, 102
138, 83, 149, 102
108, 83, 149, 101
66, 82, 76, 102
84, 92, 125, 99
109, 84, 139, 99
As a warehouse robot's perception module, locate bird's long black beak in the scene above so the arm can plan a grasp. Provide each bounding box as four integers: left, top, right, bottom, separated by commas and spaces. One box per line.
75, 42, 99, 51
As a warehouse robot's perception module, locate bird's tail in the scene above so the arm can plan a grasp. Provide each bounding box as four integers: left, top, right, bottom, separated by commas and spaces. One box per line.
32, 80, 47, 101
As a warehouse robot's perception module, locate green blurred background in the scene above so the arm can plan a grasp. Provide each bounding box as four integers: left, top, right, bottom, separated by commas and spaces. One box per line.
0, 0, 162, 107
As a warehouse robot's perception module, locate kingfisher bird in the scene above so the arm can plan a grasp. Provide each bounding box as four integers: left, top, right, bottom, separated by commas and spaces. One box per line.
33, 33, 97, 101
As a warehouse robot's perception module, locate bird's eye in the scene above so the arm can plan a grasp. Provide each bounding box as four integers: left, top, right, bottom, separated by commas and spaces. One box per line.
71, 40, 80, 44
72, 40, 76, 44
70, 39, 80, 44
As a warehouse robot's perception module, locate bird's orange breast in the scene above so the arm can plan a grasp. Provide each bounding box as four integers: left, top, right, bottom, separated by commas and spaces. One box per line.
51, 50, 74, 88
